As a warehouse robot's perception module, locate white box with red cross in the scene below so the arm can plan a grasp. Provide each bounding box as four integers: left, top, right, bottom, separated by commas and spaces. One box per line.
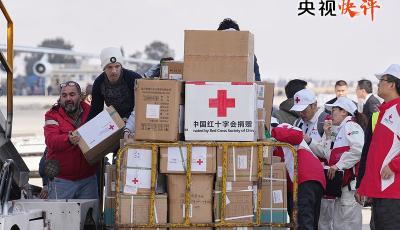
120, 148, 153, 195
184, 82, 257, 141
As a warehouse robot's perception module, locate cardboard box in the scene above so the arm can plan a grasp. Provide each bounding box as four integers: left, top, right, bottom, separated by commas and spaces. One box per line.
271, 156, 282, 164
185, 82, 257, 141
134, 79, 183, 142
214, 181, 254, 223
160, 146, 216, 174
167, 174, 214, 225
105, 165, 117, 197
256, 82, 275, 130
119, 194, 167, 229
161, 61, 183, 80
260, 163, 287, 224
183, 30, 254, 82
73, 106, 124, 164
217, 146, 258, 182
257, 108, 266, 140
120, 147, 154, 195
263, 146, 274, 165
104, 197, 115, 227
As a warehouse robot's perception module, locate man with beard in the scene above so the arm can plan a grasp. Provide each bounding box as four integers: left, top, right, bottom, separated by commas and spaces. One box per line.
44, 81, 98, 199
87, 47, 142, 121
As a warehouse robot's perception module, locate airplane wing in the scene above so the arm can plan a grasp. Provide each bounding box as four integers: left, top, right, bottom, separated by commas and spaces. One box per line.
0, 44, 159, 65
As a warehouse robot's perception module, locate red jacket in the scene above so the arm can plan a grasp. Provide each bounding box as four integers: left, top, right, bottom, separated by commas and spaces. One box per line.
358, 97, 400, 198
44, 101, 98, 181
272, 125, 326, 191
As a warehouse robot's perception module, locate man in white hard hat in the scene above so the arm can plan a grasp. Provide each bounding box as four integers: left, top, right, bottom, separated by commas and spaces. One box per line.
87, 47, 142, 121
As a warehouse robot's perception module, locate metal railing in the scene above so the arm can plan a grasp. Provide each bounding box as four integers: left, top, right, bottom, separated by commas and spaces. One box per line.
115, 141, 298, 229
0, 0, 13, 139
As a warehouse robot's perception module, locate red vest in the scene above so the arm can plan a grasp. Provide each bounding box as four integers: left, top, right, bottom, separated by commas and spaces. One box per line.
272, 126, 326, 192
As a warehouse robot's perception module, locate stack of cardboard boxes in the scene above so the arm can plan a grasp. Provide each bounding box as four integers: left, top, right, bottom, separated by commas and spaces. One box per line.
118, 147, 168, 227
160, 146, 216, 229
104, 29, 287, 228
214, 146, 259, 225
104, 165, 116, 227
260, 162, 288, 224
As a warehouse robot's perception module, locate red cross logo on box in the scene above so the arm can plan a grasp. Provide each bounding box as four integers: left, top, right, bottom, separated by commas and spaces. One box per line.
209, 90, 236, 117
132, 178, 139, 184
197, 159, 203, 165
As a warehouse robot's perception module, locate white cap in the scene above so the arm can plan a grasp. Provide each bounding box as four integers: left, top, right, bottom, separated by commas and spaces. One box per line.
375, 64, 400, 80
325, 96, 357, 115
100, 47, 123, 70
290, 89, 317, 111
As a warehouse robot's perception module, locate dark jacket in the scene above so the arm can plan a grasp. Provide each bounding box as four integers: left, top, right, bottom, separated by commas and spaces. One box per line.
362, 95, 381, 119
39, 148, 48, 185
272, 98, 299, 125
254, 55, 260, 81
87, 68, 142, 120
44, 102, 98, 181
356, 116, 373, 188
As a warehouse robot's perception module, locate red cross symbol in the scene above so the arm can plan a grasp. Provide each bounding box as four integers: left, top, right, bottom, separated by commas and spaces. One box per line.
109, 124, 115, 130
132, 178, 139, 184
197, 159, 203, 165
389, 114, 393, 121
347, 132, 352, 136
209, 90, 235, 117
295, 97, 300, 104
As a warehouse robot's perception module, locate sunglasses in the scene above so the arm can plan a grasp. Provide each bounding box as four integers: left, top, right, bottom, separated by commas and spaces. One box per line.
60, 81, 80, 89
59, 81, 81, 93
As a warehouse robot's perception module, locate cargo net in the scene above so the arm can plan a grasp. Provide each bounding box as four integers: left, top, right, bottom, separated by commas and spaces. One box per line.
108, 141, 298, 229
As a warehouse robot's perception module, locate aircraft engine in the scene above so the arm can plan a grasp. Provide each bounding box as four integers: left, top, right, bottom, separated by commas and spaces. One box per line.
33, 60, 52, 77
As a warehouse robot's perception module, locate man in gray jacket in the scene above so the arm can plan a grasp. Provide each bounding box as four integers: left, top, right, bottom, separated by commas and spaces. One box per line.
272, 79, 307, 125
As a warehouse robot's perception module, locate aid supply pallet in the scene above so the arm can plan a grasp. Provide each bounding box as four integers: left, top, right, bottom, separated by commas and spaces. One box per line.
114, 141, 298, 229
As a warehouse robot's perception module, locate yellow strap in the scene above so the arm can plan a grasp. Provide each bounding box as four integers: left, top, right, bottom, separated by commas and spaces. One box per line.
372, 112, 379, 132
